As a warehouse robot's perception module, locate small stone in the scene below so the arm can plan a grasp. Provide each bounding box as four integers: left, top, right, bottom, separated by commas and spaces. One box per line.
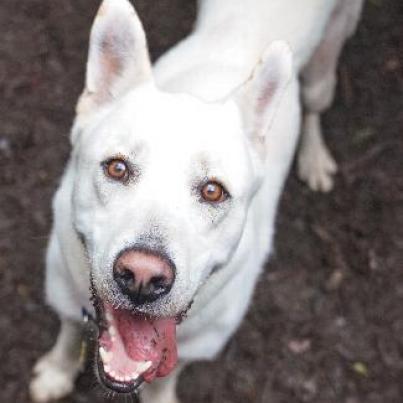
16, 283, 30, 298
352, 362, 369, 377
325, 269, 345, 291
0, 137, 12, 157
384, 57, 400, 72
288, 338, 311, 355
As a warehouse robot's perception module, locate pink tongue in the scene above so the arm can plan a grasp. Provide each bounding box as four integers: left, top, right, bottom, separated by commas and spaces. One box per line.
108, 307, 177, 382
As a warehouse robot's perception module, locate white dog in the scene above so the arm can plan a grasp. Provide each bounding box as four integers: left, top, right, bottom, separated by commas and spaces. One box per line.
30, 0, 363, 402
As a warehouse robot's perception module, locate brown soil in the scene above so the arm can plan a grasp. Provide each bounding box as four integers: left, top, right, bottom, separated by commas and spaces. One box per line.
0, 1, 402, 402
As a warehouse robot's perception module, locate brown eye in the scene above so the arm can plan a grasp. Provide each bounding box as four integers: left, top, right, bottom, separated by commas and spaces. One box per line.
104, 159, 129, 182
201, 181, 228, 203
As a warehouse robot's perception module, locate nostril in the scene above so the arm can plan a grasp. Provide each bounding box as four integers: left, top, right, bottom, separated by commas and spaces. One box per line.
120, 268, 134, 282
149, 276, 169, 295
114, 266, 136, 291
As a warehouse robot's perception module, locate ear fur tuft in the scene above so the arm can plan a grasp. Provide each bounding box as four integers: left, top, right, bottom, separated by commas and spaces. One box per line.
238, 41, 294, 148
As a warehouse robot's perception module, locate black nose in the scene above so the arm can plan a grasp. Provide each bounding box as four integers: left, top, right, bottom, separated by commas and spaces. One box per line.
113, 249, 175, 305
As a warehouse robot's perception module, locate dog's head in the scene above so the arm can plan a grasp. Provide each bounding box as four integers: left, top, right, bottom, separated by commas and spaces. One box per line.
70, 0, 293, 393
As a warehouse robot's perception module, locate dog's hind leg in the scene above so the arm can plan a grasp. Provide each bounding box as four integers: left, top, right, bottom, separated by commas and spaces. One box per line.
30, 318, 82, 402
297, 0, 364, 192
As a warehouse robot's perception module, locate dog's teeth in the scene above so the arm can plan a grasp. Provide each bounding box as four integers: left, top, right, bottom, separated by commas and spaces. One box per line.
131, 372, 139, 380
109, 325, 116, 337
136, 361, 152, 373
103, 364, 110, 374
109, 370, 117, 379
106, 312, 113, 322
99, 347, 112, 363
99, 346, 106, 360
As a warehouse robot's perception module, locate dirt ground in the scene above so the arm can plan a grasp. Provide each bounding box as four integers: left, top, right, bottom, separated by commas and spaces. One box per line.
0, 1, 402, 402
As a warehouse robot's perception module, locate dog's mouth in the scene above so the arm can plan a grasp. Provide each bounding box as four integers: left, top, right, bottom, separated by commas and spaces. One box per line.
91, 297, 178, 394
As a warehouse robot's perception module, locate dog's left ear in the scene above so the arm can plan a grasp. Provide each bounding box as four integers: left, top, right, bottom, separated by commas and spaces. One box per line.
76, 0, 152, 115
236, 41, 293, 151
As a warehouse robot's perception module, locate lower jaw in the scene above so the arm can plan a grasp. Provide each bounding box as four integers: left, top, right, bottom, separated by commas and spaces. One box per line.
96, 354, 144, 394
87, 287, 186, 392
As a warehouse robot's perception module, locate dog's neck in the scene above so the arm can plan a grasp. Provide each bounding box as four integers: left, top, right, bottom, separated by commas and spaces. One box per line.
154, 1, 266, 102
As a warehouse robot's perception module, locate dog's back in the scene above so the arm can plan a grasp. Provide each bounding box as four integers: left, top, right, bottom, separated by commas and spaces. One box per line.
154, 0, 337, 100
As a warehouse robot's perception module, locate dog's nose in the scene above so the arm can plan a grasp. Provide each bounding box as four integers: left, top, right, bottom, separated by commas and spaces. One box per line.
113, 249, 175, 305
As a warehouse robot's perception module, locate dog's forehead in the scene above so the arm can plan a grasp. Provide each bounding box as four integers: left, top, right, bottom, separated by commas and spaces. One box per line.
94, 86, 244, 154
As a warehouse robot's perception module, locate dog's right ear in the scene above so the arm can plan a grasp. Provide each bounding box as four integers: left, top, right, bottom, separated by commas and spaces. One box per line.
76, 0, 152, 116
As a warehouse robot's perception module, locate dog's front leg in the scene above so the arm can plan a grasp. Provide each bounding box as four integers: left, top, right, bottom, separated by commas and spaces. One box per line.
30, 318, 83, 403
140, 363, 184, 403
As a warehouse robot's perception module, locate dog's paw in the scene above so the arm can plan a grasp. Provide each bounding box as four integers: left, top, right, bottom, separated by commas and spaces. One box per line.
297, 136, 338, 193
30, 356, 75, 403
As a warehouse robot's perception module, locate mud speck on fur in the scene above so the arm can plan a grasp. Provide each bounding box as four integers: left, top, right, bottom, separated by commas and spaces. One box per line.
0, 0, 402, 402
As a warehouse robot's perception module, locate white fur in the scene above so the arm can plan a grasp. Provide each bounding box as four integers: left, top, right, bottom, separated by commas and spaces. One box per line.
30, 320, 82, 402
298, 113, 338, 192
298, 0, 364, 191
30, 0, 362, 402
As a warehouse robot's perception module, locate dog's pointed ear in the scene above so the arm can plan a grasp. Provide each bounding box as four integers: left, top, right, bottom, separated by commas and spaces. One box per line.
76, 0, 152, 115
236, 41, 293, 151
